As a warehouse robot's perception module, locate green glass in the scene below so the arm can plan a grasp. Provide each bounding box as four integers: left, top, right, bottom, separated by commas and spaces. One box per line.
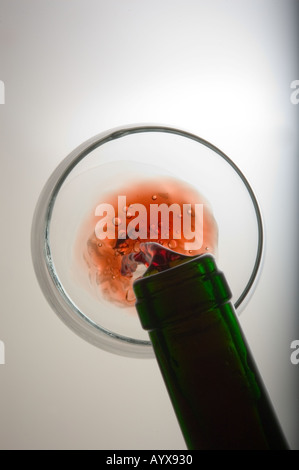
133, 254, 289, 450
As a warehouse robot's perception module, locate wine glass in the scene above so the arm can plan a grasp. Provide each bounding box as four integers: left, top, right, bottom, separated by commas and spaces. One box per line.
31, 125, 263, 358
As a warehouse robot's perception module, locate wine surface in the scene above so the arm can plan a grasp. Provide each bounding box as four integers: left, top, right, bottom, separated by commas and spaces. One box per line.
74, 177, 218, 309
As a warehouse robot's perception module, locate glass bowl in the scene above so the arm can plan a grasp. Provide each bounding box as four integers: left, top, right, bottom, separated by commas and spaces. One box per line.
31, 125, 264, 358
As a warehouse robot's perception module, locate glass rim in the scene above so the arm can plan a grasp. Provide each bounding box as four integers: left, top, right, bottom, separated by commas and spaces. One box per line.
31, 124, 264, 358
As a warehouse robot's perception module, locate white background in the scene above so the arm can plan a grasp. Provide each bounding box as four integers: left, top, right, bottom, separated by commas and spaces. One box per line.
0, 0, 298, 450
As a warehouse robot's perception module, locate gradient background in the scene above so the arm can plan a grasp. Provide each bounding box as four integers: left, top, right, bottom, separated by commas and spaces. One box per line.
0, 0, 298, 450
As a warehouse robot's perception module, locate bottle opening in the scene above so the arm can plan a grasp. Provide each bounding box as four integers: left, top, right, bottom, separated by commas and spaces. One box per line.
121, 241, 195, 278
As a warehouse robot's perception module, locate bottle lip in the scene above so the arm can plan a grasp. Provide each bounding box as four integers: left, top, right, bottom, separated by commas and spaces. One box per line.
133, 253, 217, 299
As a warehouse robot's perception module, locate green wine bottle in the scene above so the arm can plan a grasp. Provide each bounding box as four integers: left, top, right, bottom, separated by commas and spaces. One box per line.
133, 251, 289, 450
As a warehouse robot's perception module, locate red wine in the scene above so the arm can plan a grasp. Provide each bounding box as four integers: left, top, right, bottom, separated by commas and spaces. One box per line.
74, 177, 218, 308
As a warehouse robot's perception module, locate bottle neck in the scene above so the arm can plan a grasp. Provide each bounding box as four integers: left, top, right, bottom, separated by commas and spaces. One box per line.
132, 252, 289, 450
133, 253, 232, 331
